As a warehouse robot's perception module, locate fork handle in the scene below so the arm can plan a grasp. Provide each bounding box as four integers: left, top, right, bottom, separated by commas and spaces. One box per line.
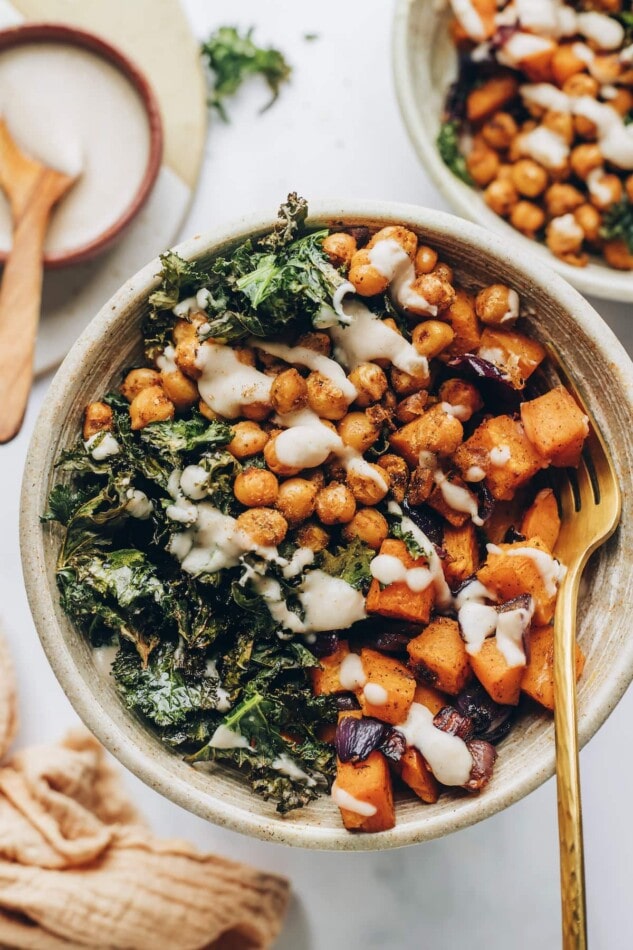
554, 565, 587, 950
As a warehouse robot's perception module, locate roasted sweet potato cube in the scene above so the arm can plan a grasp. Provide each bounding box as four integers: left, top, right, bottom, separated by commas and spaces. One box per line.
520, 488, 560, 552
398, 748, 440, 803
443, 522, 480, 587
521, 625, 585, 710
477, 537, 561, 625
334, 751, 395, 832
469, 637, 524, 706
520, 386, 589, 468
466, 74, 519, 123
483, 493, 528, 545
310, 640, 350, 695
440, 290, 482, 360
413, 683, 450, 715
428, 475, 479, 527
478, 327, 546, 389
359, 648, 416, 725
389, 404, 463, 466
454, 415, 545, 501
366, 539, 435, 624
407, 617, 472, 695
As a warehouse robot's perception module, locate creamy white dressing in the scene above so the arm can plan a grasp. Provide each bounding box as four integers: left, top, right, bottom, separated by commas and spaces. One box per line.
172, 295, 197, 318
388, 501, 453, 610
397, 703, 473, 786
205, 658, 232, 712
363, 682, 389, 706
459, 602, 499, 655
441, 401, 470, 421
549, 213, 585, 243
254, 569, 367, 635
179, 465, 210, 500
495, 601, 534, 667
465, 465, 487, 482
587, 168, 614, 207
84, 431, 120, 460
157, 344, 178, 374
209, 725, 250, 750
271, 753, 317, 786
331, 280, 357, 321
368, 238, 438, 316
576, 11, 624, 50
370, 553, 433, 593
125, 488, 152, 520
519, 126, 570, 170
331, 780, 377, 817
252, 338, 357, 402
449, 0, 487, 42
331, 298, 428, 377
489, 445, 511, 466
502, 289, 520, 324
486, 543, 567, 597
497, 32, 555, 69
196, 342, 273, 418
170, 503, 270, 575
282, 546, 314, 579
434, 471, 484, 527
339, 653, 367, 690
93, 643, 119, 674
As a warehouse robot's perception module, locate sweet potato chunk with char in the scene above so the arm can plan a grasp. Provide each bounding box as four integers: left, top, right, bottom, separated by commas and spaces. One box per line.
441, 290, 482, 360
407, 617, 472, 695
521, 488, 560, 552
520, 386, 589, 468
477, 537, 562, 625
334, 751, 395, 832
366, 539, 435, 624
478, 327, 546, 389
454, 414, 545, 501
359, 648, 416, 725
443, 522, 480, 587
413, 683, 450, 715
469, 638, 525, 706
467, 74, 519, 123
389, 404, 463, 466
428, 475, 479, 527
397, 748, 440, 804
310, 640, 350, 695
521, 625, 585, 711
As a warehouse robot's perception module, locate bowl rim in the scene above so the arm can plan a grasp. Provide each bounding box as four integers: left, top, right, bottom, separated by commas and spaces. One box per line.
20, 200, 633, 850
0, 22, 163, 268
391, 0, 633, 304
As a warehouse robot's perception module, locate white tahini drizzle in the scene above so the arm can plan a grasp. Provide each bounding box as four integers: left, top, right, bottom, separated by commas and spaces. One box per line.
339, 653, 367, 690
370, 553, 433, 593
388, 501, 452, 609
397, 703, 473, 786
368, 238, 437, 316
157, 344, 178, 374
331, 298, 428, 378
487, 544, 567, 597
84, 431, 120, 460
196, 342, 273, 418
125, 489, 152, 519
331, 781, 377, 817
434, 471, 484, 527
252, 338, 357, 402
272, 753, 316, 786
363, 682, 389, 706
209, 724, 250, 750
489, 445, 511, 466
205, 658, 232, 712
449, 0, 486, 42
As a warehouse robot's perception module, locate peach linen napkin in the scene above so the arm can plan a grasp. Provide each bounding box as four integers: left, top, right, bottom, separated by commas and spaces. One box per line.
0, 632, 289, 949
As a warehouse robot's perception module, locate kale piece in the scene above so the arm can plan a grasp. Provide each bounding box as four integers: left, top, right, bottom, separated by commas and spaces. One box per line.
436, 120, 473, 186
318, 538, 375, 592
601, 198, 633, 253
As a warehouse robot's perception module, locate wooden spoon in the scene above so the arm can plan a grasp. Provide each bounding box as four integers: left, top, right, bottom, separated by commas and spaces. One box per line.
0, 119, 78, 443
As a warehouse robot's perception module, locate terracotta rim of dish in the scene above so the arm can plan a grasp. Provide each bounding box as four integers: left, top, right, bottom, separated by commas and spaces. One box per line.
0, 22, 163, 268
19, 201, 633, 849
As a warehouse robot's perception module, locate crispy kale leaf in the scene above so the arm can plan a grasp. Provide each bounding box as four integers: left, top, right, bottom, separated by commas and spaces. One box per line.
390, 520, 429, 560
601, 198, 633, 252
201, 26, 291, 121
319, 538, 375, 592
144, 251, 210, 358
139, 414, 232, 462
260, 192, 308, 250
437, 120, 473, 186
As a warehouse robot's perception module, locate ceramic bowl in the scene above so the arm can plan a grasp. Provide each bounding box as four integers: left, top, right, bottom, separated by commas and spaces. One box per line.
392, 0, 633, 304
20, 201, 633, 850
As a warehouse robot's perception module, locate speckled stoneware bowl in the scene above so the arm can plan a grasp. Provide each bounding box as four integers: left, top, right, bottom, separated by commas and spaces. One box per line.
20, 201, 633, 850
393, 0, 633, 304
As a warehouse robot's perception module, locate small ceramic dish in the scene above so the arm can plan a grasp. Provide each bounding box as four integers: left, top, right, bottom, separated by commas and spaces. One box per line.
0, 23, 162, 267
20, 201, 633, 850
392, 0, 633, 304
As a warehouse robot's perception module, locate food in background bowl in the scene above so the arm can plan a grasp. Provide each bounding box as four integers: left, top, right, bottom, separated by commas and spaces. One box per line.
437, 0, 633, 270
44, 196, 590, 834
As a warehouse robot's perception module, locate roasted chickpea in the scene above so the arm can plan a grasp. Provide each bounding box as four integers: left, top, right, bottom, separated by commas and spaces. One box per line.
412, 320, 455, 358
390, 364, 431, 396
337, 412, 379, 453
484, 178, 519, 217
241, 401, 272, 422
414, 245, 438, 275
543, 109, 574, 145
367, 225, 417, 259
228, 420, 269, 459
475, 284, 520, 327
263, 436, 302, 477
120, 368, 161, 402
409, 274, 456, 314
588, 171, 622, 210
198, 399, 221, 422
395, 391, 428, 424
342, 508, 389, 550
510, 200, 546, 237
591, 53, 621, 85
175, 335, 201, 380
160, 369, 199, 411
83, 402, 113, 440
603, 239, 633, 270
348, 362, 388, 407
275, 478, 318, 526
430, 261, 454, 284
481, 111, 517, 151
562, 73, 599, 99
236, 507, 288, 547
306, 371, 349, 420
510, 159, 548, 198
573, 203, 602, 243
406, 466, 435, 506
295, 521, 330, 552
544, 183, 585, 218
546, 214, 585, 259
129, 386, 175, 431
296, 332, 332, 356
608, 88, 633, 117
438, 379, 483, 421
574, 113, 597, 140
322, 232, 357, 268
551, 44, 586, 87
466, 138, 500, 187
315, 482, 356, 524
270, 368, 308, 414
569, 143, 603, 180
234, 468, 279, 508
377, 453, 409, 503
346, 464, 390, 506
348, 248, 389, 297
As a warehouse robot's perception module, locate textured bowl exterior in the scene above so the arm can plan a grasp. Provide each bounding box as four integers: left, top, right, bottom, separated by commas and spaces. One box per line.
392, 0, 633, 303
20, 201, 633, 850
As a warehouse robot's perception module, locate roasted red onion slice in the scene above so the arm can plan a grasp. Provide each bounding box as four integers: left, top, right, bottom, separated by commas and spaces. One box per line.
463, 739, 497, 791
401, 499, 444, 548
433, 705, 475, 742
334, 692, 361, 712
308, 632, 339, 658
455, 682, 516, 745
335, 715, 405, 764
447, 353, 521, 405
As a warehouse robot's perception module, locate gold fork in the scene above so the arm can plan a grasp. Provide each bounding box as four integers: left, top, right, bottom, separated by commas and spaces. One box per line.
547, 344, 622, 950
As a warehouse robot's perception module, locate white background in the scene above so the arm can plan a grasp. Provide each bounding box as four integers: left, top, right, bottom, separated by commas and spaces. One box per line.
2, 2, 632, 947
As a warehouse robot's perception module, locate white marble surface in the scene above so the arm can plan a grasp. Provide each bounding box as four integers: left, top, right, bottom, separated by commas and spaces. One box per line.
2, 1, 632, 947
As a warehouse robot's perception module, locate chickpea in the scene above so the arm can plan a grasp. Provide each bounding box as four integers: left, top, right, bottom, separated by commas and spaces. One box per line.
275, 478, 318, 526
322, 232, 357, 268
348, 362, 388, 407
348, 248, 389, 297
412, 320, 455, 358
481, 111, 517, 151
241, 401, 272, 422
315, 482, 356, 524
228, 421, 269, 459
306, 371, 349, 420
129, 386, 175, 431
83, 402, 113, 440
603, 239, 633, 270
574, 113, 597, 141
395, 391, 428, 424
591, 53, 621, 85
306, 468, 326, 490
390, 364, 431, 396
160, 369, 199, 411
337, 412, 379, 453
414, 245, 438, 275
438, 379, 483, 421
573, 203, 602, 243
198, 399, 221, 422
466, 138, 500, 187
174, 335, 201, 380
510, 200, 546, 237
543, 110, 574, 145
588, 172, 622, 210
406, 466, 435, 506
377, 453, 409, 503
296, 332, 332, 356
608, 88, 633, 117
367, 225, 417, 259
430, 262, 454, 284
295, 521, 330, 552
270, 368, 308, 414
510, 159, 548, 198
562, 74, 599, 99
120, 368, 161, 402
551, 44, 586, 87
409, 274, 456, 314
263, 436, 302, 477
570, 143, 603, 180
546, 214, 585, 259
544, 183, 585, 218
497, 164, 514, 182
234, 468, 279, 508
346, 464, 389, 506
484, 178, 519, 217
236, 507, 288, 547
342, 508, 389, 550
475, 284, 520, 327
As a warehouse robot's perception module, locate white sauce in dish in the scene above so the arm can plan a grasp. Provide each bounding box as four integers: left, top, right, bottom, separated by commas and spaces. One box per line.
388, 501, 453, 610
449, 0, 486, 42
486, 544, 567, 597
272, 753, 316, 786
179, 465, 210, 500
252, 338, 357, 402
370, 554, 433, 593
209, 725, 250, 750
441, 402, 470, 421
495, 601, 534, 668
84, 431, 120, 460
331, 298, 429, 377
489, 445, 511, 467
459, 602, 499, 655
196, 343, 273, 418
587, 168, 614, 208
519, 126, 570, 170
282, 546, 314, 579
576, 11, 624, 50
549, 213, 585, 244
397, 703, 473, 786
434, 471, 484, 527
205, 658, 232, 712
465, 465, 487, 482
363, 682, 389, 706
368, 238, 437, 316
157, 344, 178, 374
339, 653, 367, 690
331, 780, 377, 817
125, 489, 152, 520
